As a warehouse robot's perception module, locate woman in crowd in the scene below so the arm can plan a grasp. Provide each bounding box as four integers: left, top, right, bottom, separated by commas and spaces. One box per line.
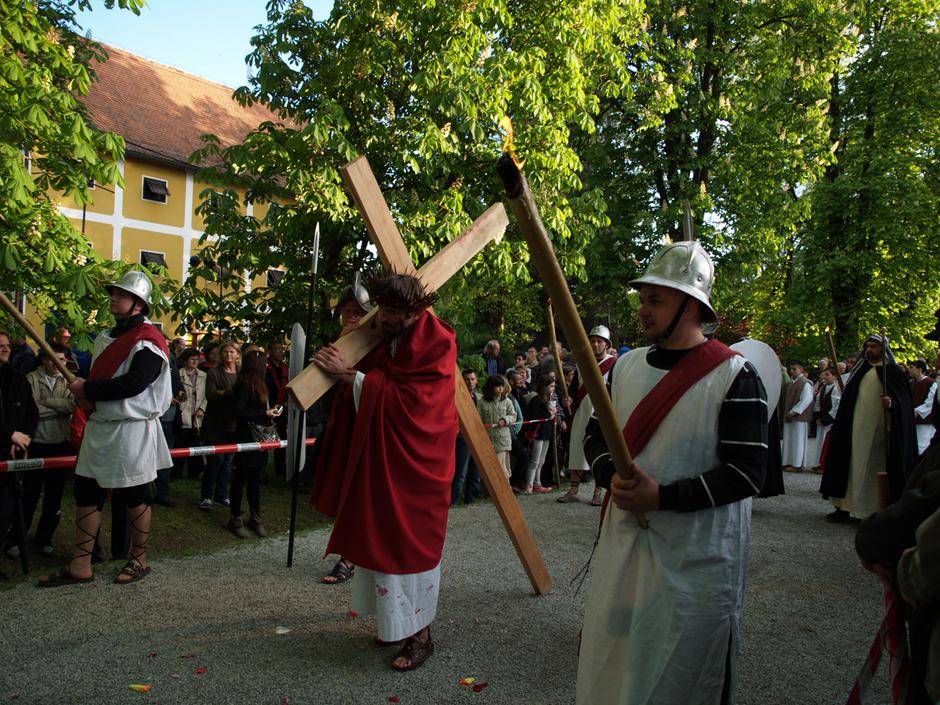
199, 341, 220, 372
228, 350, 281, 538
174, 348, 207, 479
523, 376, 556, 494
200, 340, 239, 510
477, 374, 516, 479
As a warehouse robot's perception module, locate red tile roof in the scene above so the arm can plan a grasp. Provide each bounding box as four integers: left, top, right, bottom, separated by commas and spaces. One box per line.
82, 44, 280, 170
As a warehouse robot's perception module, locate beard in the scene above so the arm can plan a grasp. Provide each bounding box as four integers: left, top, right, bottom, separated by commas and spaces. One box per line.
381, 320, 406, 339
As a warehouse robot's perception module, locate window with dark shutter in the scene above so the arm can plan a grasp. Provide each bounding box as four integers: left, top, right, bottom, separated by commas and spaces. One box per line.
142, 176, 170, 203
267, 269, 286, 287
141, 251, 168, 269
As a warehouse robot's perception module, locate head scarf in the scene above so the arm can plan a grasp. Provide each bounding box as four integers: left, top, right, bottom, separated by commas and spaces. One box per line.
864, 333, 897, 365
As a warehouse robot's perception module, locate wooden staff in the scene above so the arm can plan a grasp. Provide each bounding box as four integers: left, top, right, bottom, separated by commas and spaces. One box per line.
497, 154, 648, 528
545, 301, 569, 401
876, 329, 892, 509
825, 327, 844, 392
0, 292, 75, 383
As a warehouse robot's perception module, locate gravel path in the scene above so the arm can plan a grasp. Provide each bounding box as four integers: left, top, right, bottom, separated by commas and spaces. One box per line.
2, 472, 890, 704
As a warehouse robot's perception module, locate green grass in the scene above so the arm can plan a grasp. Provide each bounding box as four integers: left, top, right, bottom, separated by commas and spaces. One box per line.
1, 463, 332, 589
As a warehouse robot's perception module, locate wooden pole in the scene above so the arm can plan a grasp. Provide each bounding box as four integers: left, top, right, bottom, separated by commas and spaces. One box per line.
545, 302, 569, 400
0, 292, 75, 382
497, 155, 648, 529
825, 327, 844, 392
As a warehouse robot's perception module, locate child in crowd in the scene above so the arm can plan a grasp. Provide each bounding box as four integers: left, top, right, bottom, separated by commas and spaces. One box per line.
524, 376, 556, 494
477, 375, 517, 479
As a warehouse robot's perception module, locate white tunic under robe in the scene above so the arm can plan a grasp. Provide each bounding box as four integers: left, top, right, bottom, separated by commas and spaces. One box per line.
347, 369, 440, 642
831, 366, 887, 519
75, 330, 172, 488
577, 348, 750, 705
781, 380, 813, 467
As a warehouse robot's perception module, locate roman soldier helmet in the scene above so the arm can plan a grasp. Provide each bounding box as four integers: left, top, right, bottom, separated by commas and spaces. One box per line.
335, 272, 372, 318
629, 241, 717, 323
106, 271, 153, 315
588, 325, 612, 347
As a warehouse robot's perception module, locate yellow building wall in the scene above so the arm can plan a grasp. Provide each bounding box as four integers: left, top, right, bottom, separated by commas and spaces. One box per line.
54, 180, 116, 216
121, 227, 183, 330
123, 159, 186, 227
191, 179, 247, 232
68, 218, 114, 261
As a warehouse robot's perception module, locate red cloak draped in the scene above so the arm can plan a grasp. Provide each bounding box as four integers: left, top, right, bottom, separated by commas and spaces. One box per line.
310, 310, 458, 574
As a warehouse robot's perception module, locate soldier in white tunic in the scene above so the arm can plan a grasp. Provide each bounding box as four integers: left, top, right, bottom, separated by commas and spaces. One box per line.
39, 272, 171, 587
557, 324, 617, 505
578, 242, 767, 705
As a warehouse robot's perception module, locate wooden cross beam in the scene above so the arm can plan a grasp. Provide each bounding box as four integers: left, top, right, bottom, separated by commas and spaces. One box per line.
287, 156, 552, 595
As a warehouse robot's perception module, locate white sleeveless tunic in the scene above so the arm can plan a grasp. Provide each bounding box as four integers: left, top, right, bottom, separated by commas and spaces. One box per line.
568, 353, 616, 471
75, 330, 172, 489
577, 347, 750, 705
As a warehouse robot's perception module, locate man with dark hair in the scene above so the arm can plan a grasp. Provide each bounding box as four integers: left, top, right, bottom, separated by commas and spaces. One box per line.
578, 241, 767, 705
0, 330, 39, 574
450, 368, 481, 505
312, 272, 457, 671
39, 271, 172, 586
821, 333, 917, 523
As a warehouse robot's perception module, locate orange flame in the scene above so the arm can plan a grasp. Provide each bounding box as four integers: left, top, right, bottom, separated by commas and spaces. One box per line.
499, 116, 525, 169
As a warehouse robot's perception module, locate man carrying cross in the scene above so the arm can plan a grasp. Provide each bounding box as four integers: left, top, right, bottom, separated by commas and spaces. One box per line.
577, 241, 768, 705
311, 271, 457, 671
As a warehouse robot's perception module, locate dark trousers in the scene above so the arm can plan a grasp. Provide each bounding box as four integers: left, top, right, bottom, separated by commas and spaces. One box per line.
230, 463, 263, 516
451, 436, 479, 505
156, 419, 176, 502
272, 413, 288, 476
202, 453, 232, 503
173, 427, 205, 479
21, 441, 73, 547
509, 435, 529, 488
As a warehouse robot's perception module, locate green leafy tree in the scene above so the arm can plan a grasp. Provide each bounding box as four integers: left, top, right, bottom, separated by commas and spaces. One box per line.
0, 0, 148, 343
788, 0, 940, 361
168, 0, 645, 345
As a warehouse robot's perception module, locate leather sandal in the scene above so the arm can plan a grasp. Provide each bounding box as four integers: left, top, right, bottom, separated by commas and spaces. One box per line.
322, 559, 354, 584
391, 631, 434, 671
115, 559, 151, 584
38, 566, 94, 588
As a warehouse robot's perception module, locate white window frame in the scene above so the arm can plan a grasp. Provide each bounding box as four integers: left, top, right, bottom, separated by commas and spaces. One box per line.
140, 249, 168, 269
141, 175, 170, 204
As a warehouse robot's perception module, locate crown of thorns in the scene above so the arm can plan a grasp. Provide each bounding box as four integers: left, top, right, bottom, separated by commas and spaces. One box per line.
365, 269, 436, 312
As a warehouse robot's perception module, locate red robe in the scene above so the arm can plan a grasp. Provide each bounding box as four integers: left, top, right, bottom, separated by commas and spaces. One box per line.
311, 310, 458, 574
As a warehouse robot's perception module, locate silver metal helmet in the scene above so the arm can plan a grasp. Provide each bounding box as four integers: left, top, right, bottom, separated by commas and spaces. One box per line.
588, 325, 611, 347
105, 271, 153, 315
335, 272, 372, 317
629, 241, 717, 322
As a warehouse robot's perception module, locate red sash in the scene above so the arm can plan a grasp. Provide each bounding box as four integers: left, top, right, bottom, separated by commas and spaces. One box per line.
89, 323, 168, 381
599, 339, 740, 524
571, 355, 616, 417
71, 323, 168, 449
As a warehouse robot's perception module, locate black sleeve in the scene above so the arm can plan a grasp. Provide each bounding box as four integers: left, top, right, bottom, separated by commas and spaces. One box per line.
586, 362, 769, 512
84, 348, 164, 402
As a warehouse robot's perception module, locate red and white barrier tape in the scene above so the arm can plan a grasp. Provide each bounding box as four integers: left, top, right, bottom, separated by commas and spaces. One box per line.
0, 438, 318, 474
481, 416, 554, 429
844, 588, 911, 705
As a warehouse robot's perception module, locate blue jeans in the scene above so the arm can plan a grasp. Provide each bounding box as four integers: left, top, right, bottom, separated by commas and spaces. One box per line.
450, 436, 479, 505
202, 453, 233, 503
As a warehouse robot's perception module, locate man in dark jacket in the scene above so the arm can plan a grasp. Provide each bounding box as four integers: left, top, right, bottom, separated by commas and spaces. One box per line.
0, 330, 40, 575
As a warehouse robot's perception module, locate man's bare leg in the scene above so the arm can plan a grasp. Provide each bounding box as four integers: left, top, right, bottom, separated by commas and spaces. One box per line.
38, 505, 100, 584
115, 503, 151, 583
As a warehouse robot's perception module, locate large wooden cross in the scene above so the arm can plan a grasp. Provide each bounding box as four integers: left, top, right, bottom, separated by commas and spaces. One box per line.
287, 156, 552, 595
